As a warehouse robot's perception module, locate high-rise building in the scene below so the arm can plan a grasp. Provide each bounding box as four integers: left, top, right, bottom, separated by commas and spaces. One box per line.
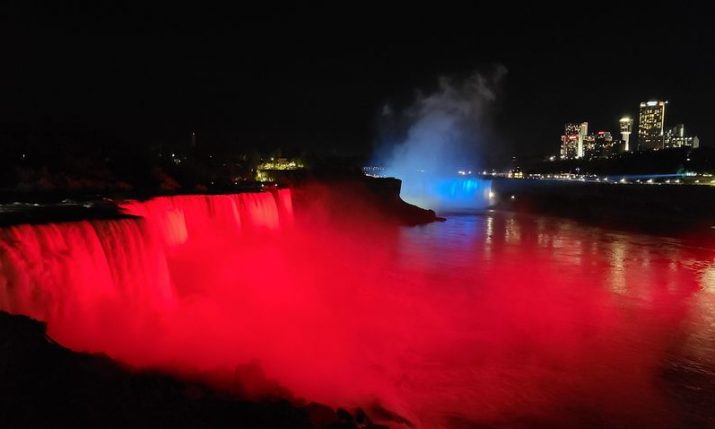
578, 122, 588, 157
619, 117, 633, 152
560, 123, 579, 159
664, 124, 700, 149
560, 122, 587, 159
637, 100, 667, 151
582, 134, 596, 157
583, 131, 616, 159
594, 131, 616, 158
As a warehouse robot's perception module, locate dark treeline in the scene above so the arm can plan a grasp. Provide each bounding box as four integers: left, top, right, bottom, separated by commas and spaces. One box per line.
0, 127, 369, 198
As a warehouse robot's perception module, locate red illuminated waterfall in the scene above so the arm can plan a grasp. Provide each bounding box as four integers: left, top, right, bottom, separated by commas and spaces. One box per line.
0, 186, 704, 428
0, 190, 294, 363
120, 190, 290, 247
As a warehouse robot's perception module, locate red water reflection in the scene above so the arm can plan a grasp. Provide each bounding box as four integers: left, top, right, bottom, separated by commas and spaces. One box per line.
1, 188, 714, 428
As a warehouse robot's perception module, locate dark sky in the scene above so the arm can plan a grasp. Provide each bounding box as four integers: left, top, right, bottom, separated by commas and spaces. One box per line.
1, 2, 713, 162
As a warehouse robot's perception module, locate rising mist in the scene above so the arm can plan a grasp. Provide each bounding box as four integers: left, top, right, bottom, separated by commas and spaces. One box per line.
374, 67, 506, 212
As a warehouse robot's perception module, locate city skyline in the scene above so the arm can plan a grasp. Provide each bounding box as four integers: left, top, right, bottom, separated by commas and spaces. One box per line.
1, 3, 713, 164
559, 98, 699, 160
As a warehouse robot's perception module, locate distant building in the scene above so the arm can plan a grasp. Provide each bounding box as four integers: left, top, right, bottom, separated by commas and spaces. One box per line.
637, 100, 667, 150
595, 131, 616, 158
664, 124, 700, 149
255, 157, 305, 182
584, 131, 616, 159
557, 100, 699, 157
619, 117, 633, 152
560, 123, 579, 159
560, 122, 588, 159
583, 134, 596, 158
578, 122, 588, 157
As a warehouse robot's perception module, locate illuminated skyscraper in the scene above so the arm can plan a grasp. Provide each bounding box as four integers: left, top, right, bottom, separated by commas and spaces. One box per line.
637, 100, 667, 151
619, 117, 633, 152
560, 122, 587, 159
578, 122, 588, 157
560, 123, 578, 159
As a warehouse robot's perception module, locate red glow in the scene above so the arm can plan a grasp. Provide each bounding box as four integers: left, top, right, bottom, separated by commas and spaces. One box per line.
0, 187, 713, 427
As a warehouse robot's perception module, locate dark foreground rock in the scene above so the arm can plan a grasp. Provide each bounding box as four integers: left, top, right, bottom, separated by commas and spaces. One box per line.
361, 177, 443, 225
0, 312, 388, 429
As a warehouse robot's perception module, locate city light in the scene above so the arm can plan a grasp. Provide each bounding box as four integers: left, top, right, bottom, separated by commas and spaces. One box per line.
560, 100, 697, 160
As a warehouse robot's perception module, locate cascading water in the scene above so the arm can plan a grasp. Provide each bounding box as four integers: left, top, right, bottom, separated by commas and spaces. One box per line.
397, 175, 493, 212
0, 190, 292, 364
120, 191, 286, 248
0, 218, 174, 359
0, 186, 713, 428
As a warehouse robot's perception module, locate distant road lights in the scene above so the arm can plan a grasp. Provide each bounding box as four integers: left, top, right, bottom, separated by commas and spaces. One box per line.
619, 178, 627, 184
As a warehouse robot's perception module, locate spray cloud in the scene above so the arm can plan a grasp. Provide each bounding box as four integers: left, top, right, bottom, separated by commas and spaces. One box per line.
375, 67, 506, 212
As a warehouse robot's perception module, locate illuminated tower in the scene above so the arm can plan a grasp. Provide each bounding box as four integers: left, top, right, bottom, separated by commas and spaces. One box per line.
637, 100, 667, 151
560, 122, 588, 159
577, 122, 588, 158
619, 117, 633, 152
560, 123, 580, 159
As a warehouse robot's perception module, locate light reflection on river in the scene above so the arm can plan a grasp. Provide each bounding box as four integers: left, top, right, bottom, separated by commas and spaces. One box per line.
395, 212, 715, 428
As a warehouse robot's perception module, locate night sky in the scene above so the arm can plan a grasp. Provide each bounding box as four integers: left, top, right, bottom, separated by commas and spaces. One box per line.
1, 2, 713, 164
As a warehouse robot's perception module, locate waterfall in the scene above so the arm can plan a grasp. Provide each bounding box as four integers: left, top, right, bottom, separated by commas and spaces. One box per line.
0, 190, 291, 354
120, 191, 289, 249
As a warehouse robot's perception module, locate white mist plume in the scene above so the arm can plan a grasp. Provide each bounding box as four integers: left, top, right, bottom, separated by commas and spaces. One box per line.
376, 67, 506, 211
